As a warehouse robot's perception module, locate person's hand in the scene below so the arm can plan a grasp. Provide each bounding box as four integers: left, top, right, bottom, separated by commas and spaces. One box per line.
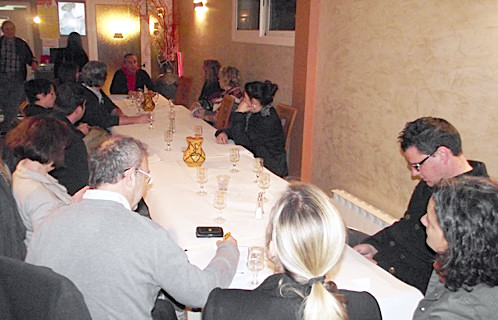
217, 235, 237, 247
353, 243, 378, 264
31, 61, 38, 71
76, 123, 90, 136
72, 186, 90, 202
135, 114, 150, 124
236, 100, 252, 113
216, 132, 228, 144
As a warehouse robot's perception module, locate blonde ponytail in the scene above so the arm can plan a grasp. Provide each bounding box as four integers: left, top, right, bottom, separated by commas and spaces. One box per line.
267, 182, 349, 320
302, 282, 348, 320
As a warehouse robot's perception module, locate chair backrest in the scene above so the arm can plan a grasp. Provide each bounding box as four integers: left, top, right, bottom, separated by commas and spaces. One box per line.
215, 95, 235, 130
174, 76, 192, 106
0, 256, 92, 320
275, 103, 297, 151
18, 100, 28, 118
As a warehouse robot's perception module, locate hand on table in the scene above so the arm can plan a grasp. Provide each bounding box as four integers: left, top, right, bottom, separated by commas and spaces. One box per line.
216, 132, 228, 144
217, 235, 237, 247
353, 243, 378, 264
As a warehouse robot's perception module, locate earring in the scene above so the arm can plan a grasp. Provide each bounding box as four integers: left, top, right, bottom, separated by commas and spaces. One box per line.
252, 104, 256, 108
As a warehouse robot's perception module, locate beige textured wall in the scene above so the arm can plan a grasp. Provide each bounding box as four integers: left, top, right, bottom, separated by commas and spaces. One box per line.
312, 0, 498, 219
177, 1, 293, 107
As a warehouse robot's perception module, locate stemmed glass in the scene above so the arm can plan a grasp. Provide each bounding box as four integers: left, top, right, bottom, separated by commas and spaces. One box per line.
194, 125, 203, 137
258, 172, 270, 202
135, 89, 144, 114
148, 112, 155, 129
164, 129, 173, 151
196, 167, 208, 196
247, 246, 265, 286
252, 158, 264, 183
229, 148, 240, 173
213, 190, 227, 223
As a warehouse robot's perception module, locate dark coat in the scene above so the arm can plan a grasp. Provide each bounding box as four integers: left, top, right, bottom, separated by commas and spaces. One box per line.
79, 85, 120, 130
217, 106, 288, 177
49, 112, 89, 196
0, 166, 26, 260
203, 274, 382, 320
363, 161, 488, 293
110, 69, 155, 94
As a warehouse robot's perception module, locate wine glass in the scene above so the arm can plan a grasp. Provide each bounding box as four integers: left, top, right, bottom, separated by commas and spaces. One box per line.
213, 190, 227, 223
229, 148, 240, 173
196, 167, 208, 196
148, 112, 155, 129
258, 172, 270, 201
247, 246, 265, 285
194, 125, 203, 137
136, 89, 144, 114
252, 158, 264, 183
164, 129, 173, 151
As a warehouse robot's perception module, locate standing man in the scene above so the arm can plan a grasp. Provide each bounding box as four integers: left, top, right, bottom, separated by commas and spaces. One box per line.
0, 21, 38, 132
110, 53, 155, 94
353, 117, 488, 293
27, 136, 239, 319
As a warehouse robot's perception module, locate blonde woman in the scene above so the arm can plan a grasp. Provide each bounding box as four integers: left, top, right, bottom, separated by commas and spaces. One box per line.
203, 183, 381, 320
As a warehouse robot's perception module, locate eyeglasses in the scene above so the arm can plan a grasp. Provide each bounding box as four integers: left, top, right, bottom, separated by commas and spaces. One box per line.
136, 168, 153, 185
126, 167, 153, 185
409, 149, 437, 172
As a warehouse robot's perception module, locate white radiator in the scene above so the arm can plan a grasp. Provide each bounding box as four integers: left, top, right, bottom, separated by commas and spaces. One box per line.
331, 189, 397, 236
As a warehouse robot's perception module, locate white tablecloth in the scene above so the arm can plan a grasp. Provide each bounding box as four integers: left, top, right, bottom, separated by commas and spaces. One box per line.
112, 96, 422, 320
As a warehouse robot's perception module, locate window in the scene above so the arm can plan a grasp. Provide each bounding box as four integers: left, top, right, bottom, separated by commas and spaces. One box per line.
232, 0, 296, 47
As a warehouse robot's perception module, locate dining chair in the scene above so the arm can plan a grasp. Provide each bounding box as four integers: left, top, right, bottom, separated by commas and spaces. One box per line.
275, 103, 298, 151
18, 100, 28, 118
0, 256, 92, 319
174, 76, 192, 106
215, 95, 235, 130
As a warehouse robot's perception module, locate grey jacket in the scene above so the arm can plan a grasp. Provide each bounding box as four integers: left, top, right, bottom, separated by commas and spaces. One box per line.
412, 271, 498, 319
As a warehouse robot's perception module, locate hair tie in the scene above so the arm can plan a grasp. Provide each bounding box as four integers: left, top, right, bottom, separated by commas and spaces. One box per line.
307, 276, 325, 287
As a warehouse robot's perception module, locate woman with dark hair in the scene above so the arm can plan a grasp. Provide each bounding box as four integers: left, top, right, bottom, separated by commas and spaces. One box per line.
54, 32, 89, 77
203, 183, 382, 320
415, 176, 498, 319
7, 116, 80, 248
215, 80, 287, 177
190, 60, 222, 111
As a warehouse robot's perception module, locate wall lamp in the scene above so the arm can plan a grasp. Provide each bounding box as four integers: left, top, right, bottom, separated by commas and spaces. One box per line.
193, 1, 204, 11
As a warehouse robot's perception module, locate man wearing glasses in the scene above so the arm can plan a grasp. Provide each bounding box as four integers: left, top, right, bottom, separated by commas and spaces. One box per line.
354, 117, 488, 293
26, 136, 239, 320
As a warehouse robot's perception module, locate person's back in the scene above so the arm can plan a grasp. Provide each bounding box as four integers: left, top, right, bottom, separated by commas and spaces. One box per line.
27, 198, 178, 319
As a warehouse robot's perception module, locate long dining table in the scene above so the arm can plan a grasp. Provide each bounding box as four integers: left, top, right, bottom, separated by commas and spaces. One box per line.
111, 95, 423, 320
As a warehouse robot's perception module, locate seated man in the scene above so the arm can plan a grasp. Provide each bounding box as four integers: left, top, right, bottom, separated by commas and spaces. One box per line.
79, 61, 149, 130
110, 53, 155, 94
49, 83, 89, 195
23, 78, 55, 117
353, 117, 488, 293
26, 136, 239, 319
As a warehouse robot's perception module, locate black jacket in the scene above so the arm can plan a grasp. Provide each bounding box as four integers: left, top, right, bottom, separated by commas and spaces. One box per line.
110, 69, 155, 94
203, 273, 382, 320
363, 160, 488, 293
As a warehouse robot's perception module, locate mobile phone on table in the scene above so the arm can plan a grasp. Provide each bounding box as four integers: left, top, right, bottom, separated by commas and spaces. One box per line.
195, 226, 223, 238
